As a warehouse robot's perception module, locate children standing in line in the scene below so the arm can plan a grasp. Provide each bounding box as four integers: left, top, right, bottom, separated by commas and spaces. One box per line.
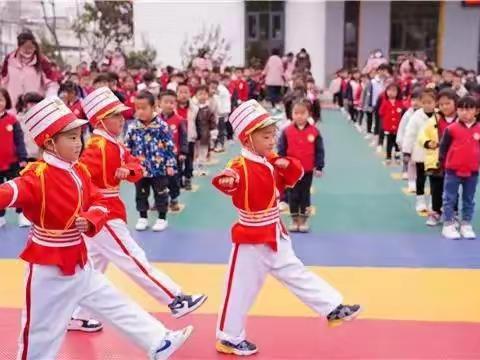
212, 100, 361, 356
379, 83, 404, 165
403, 88, 437, 213
125, 90, 177, 232
0, 87, 28, 228
419, 89, 458, 226
213, 78, 232, 152
158, 90, 188, 211
440, 95, 480, 240
278, 100, 324, 232
397, 86, 422, 190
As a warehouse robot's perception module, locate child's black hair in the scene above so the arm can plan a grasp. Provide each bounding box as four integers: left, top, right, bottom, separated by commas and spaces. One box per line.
457, 95, 477, 109
93, 73, 110, 85
411, 86, 424, 99
421, 87, 437, 100
209, 79, 219, 86
292, 98, 312, 114
177, 82, 190, 89
0, 87, 12, 110
136, 90, 156, 106
195, 85, 209, 94
59, 80, 77, 94
158, 89, 177, 101
437, 88, 458, 104
385, 82, 401, 99
142, 72, 155, 83
15, 92, 43, 113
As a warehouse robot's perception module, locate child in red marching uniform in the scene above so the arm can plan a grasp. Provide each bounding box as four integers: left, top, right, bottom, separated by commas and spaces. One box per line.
278, 99, 324, 232
158, 89, 188, 211
212, 100, 361, 356
70, 86, 206, 332
0, 87, 29, 228
0, 96, 193, 360
379, 83, 405, 165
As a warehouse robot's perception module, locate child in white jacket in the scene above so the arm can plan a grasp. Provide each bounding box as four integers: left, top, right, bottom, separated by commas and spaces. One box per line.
402, 88, 437, 212
396, 87, 422, 191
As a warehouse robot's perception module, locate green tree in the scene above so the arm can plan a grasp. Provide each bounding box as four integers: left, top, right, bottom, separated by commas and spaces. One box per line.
72, 0, 133, 62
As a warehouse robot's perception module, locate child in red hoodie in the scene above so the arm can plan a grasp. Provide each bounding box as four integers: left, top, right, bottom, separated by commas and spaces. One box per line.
229, 67, 249, 106
379, 83, 405, 165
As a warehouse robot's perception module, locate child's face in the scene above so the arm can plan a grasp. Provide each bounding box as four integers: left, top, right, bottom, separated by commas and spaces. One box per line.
412, 97, 422, 110
421, 95, 436, 113
235, 70, 243, 79
244, 69, 251, 77
0, 93, 7, 112
458, 107, 477, 124
46, 127, 83, 162
123, 77, 136, 90
209, 83, 218, 95
353, 72, 361, 81
438, 96, 456, 117
443, 71, 453, 83
177, 86, 190, 103
292, 105, 309, 127
101, 113, 125, 137
94, 81, 108, 89
196, 90, 209, 104
386, 86, 398, 99
134, 98, 155, 122
306, 82, 315, 91
246, 124, 277, 157
159, 95, 176, 115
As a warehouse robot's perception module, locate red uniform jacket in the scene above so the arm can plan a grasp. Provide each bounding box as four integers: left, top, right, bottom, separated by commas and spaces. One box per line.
0, 112, 27, 171
121, 89, 137, 120
212, 148, 303, 250
229, 79, 249, 102
80, 129, 144, 222
68, 99, 86, 120
161, 112, 188, 155
0, 152, 108, 275
379, 97, 404, 133
440, 121, 480, 177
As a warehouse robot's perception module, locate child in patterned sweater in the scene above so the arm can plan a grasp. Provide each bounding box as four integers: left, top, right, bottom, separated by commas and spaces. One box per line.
125, 90, 177, 232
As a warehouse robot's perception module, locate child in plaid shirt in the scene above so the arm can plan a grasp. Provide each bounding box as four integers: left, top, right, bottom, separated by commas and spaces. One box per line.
125, 90, 177, 232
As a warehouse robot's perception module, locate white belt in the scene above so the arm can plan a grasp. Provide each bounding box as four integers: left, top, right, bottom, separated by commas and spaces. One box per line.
31, 226, 82, 247
99, 188, 120, 198
238, 208, 280, 227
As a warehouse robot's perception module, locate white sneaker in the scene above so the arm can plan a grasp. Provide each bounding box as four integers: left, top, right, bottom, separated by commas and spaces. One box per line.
415, 195, 428, 212
152, 219, 168, 232
376, 145, 383, 153
0, 217, 6, 228
279, 201, 289, 212
426, 213, 441, 227
67, 318, 103, 332
402, 172, 408, 180
364, 133, 372, 140
135, 218, 149, 231
442, 223, 461, 240
369, 140, 376, 147
152, 326, 194, 360
355, 123, 362, 133
407, 181, 416, 193
460, 223, 476, 239
18, 213, 31, 228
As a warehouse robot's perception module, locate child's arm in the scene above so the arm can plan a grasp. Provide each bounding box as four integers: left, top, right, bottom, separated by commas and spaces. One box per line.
419, 117, 438, 150
123, 149, 144, 183
0, 174, 37, 211
315, 133, 325, 173
179, 120, 189, 157
277, 130, 288, 157
160, 123, 177, 175
13, 120, 27, 166
268, 153, 304, 188
209, 110, 217, 130
439, 127, 452, 168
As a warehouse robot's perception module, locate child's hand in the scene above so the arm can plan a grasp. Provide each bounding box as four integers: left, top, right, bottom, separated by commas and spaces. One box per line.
274, 158, 290, 169
115, 167, 130, 180
19, 161, 27, 168
75, 217, 91, 234
314, 170, 323, 178
218, 176, 237, 188
166, 167, 175, 176
178, 154, 186, 161
428, 140, 438, 149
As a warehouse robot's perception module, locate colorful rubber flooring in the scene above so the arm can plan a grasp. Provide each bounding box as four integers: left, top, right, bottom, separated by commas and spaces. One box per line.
1, 109, 480, 359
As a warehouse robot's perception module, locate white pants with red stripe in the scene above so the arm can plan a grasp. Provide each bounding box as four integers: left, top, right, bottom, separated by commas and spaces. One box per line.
17, 262, 167, 360
216, 235, 343, 345
73, 219, 182, 319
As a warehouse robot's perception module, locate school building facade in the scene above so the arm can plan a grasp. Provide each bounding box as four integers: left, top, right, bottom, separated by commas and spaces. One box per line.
133, 0, 480, 87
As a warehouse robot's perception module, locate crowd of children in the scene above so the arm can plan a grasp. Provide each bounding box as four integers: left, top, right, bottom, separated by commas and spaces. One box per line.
333, 59, 480, 240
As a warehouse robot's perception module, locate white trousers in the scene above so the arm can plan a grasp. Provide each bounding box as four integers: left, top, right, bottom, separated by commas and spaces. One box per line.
216, 236, 343, 345
17, 262, 166, 360
73, 219, 182, 319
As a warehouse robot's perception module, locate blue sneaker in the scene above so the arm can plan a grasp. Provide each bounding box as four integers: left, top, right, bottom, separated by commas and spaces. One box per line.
216, 339, 258, 356
168, 294, 208, 318
327, 304, 361, 324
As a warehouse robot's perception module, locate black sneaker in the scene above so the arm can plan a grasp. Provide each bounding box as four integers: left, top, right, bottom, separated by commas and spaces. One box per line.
327, 304, 361, 324
67, 318, 103, 332
168, 294, 207, 319
185, 179, 193, 191
216, 339, 258, 356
